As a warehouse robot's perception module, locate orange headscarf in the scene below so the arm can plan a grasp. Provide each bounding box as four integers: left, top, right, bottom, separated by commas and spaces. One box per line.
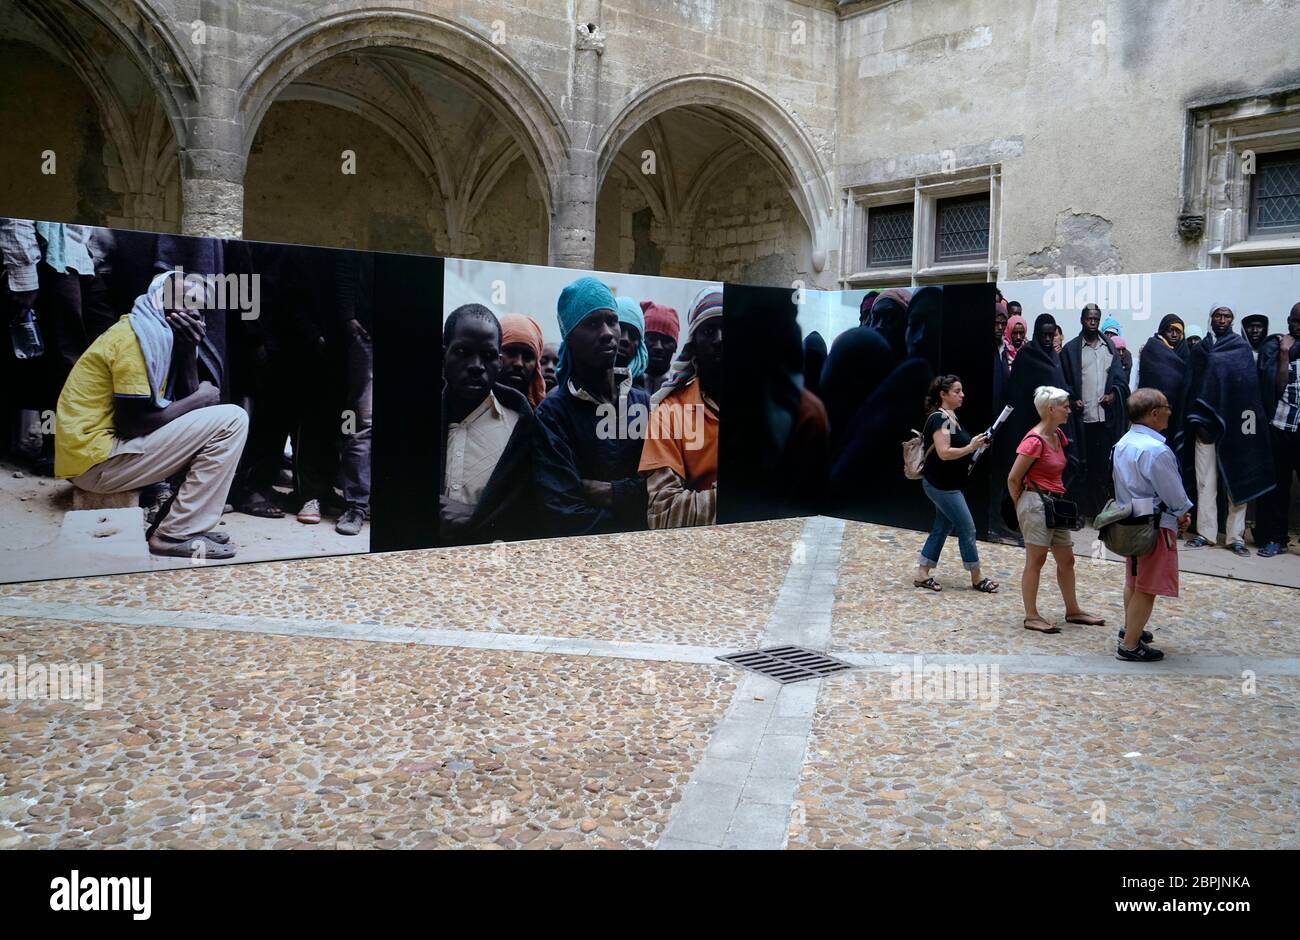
500, 313, 546, 408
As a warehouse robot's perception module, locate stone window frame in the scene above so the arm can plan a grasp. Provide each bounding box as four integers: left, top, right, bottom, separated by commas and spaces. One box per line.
841, 164, 1002, 287
1180, 88, 1300, 267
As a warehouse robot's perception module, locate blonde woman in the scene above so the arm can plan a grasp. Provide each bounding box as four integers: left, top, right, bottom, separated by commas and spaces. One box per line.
1007, 385, 1105, 633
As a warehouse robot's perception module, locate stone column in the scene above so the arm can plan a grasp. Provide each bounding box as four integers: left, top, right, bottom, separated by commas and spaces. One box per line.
549, 14, 604, 269
180, 0, 246, 238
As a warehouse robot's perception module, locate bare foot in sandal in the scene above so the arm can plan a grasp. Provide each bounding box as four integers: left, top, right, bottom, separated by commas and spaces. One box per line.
1023, 616, 1060, 633
1064, 611, 1105, 626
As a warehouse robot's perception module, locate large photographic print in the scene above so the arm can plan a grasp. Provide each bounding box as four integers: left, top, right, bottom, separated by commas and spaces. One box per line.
0, 220, 379, 580
440, 259, 721, 545
997, 264, 1300, 587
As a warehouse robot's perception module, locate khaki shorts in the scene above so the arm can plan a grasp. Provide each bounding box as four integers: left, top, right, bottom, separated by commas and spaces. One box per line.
1016, 489, 1072, 548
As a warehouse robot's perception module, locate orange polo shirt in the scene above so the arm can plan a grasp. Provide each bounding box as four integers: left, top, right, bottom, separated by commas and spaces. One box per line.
638, 379, 718, 490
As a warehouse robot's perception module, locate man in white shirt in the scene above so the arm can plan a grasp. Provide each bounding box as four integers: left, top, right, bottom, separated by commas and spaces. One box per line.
1061, 303, 1129, 520
439, 304, 535, 545
1111, 388, 1194, 662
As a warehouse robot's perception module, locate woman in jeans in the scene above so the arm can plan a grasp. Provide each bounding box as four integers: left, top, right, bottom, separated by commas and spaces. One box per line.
1007, 385, 1106, 632
913, 375, 998, 593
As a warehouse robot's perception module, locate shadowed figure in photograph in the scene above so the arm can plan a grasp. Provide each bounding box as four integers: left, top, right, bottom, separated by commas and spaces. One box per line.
720, 283, 828, 523
638, 287, 722, 528
533, 277, 649, 536
1136, 315, 1193, 481
1254, 303, 1300, 557
1060, 303, 1130, 521
1186, 303, 1274, 555
802, 330, 827, 399
822, 286, 942, 527
55, 271, 248, 559
439, 304, 536, 546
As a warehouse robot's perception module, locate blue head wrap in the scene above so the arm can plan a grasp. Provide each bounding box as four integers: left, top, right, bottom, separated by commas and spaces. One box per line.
615, 296, 649, 380
555, 276, 617, 388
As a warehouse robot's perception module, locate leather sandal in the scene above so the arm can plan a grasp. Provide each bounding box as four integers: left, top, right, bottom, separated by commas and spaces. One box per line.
971, 578, 999, 593
913, 577, 942, 592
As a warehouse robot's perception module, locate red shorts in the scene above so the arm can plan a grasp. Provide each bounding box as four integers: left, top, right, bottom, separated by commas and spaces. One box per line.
1125, 527, 1180, 598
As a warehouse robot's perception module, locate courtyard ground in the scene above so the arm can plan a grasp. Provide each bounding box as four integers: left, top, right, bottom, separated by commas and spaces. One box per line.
0, 516, 1296, 850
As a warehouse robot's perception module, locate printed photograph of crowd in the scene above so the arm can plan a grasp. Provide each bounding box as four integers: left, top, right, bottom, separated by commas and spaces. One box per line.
439, 261, 721, 546
0, 219, 374, 581
988, 272, 1300, 573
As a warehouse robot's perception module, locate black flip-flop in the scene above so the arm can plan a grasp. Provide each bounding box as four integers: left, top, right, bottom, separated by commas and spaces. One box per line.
236, 492, 284, 518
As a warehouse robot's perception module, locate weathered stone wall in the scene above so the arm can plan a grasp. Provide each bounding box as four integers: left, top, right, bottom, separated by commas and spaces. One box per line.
836, 0, 1300, 277
2, 0, 1298, 283
676, 151, 804, 286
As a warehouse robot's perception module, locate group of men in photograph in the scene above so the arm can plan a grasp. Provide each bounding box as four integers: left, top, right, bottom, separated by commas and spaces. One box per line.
993, 294, 1300, 558
1, 219, 374, 560
439, 278, 721, 545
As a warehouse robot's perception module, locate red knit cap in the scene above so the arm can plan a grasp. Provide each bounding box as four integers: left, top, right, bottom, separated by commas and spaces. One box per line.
640, 300, 680, 344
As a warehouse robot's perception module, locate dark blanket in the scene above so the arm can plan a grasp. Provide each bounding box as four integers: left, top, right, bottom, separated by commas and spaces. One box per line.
827, 356, 934, 526
1137, 335, 1192, 458
533, 380, 650, 536
820, 325, 896, 459
1256, 334, 1300, 419
1060, 333, 1130, 446
993, 340, 1084, 490
1187, 331, 1276, 504
992, 348, 1009, 415
803, 331, 827, 399
439, 384, 536, 546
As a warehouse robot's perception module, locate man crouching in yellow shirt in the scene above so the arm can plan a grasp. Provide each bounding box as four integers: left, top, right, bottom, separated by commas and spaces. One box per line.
55, 271, 248, 559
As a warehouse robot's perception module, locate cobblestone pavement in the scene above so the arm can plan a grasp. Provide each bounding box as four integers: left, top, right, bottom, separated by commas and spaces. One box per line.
1, 517, 1296, 850
835, 521, 1300, 658
788, 671, 1300, 850
0, 617, 734, 850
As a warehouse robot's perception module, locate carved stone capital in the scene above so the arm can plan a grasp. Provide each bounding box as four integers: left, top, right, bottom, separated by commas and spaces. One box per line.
1177, 213, 1205, 238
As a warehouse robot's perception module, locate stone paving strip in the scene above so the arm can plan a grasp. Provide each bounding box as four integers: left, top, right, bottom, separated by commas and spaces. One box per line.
2, 596, 1296, 678
788, 670, 1300, 850
0, 618, 735, 849
657, 515, 844, 850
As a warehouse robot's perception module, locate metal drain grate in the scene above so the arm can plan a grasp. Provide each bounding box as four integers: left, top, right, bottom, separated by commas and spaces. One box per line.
717, 646, 852, 684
